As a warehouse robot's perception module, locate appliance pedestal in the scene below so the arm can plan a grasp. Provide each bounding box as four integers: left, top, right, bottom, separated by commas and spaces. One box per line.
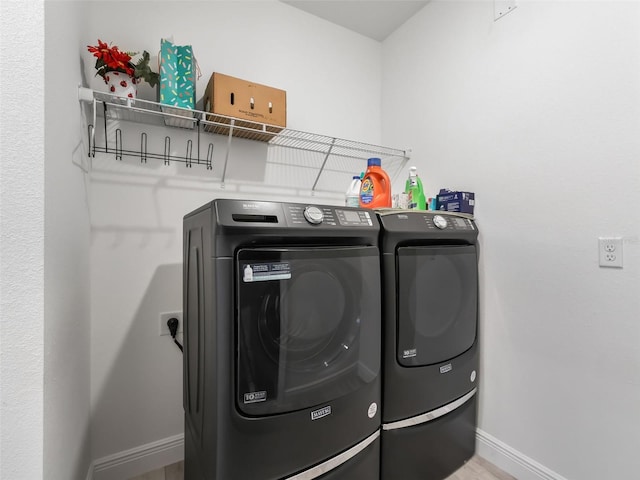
381, 394, 477, 480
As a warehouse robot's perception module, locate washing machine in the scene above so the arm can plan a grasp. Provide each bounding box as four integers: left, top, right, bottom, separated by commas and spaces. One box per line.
378, 210, 479, 480
183, 199, 382, 480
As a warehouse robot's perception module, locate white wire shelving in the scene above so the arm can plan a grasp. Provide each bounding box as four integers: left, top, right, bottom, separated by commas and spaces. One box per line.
78, 87, 410, 194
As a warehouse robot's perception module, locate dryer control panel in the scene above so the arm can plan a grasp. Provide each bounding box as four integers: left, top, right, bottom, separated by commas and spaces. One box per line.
424, 214, 475, 231
377, 211, 478, 253
386, 212, 474, 231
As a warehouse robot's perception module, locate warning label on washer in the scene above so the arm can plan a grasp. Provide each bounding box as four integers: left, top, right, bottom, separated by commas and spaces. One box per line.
242, 262, 291, 282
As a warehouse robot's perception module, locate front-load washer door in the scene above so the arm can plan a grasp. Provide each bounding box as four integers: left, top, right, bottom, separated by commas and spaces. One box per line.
236, 246, 381, 417
396, 245, 477, 367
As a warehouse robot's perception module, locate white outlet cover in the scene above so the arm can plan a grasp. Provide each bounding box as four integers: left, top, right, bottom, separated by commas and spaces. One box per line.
159, 311, 183, 336
598, 237, 623, 268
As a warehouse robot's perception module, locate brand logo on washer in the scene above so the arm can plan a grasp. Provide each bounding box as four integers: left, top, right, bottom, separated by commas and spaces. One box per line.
311, 405, 332, 421
440, 363, 453, 374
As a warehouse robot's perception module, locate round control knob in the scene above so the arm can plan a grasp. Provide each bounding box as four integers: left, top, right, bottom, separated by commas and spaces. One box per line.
303, 206, 324, 225
433, 215, 448, 229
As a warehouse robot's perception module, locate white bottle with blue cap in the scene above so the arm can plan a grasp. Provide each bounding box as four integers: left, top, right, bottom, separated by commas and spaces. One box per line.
345, 175, 362, 207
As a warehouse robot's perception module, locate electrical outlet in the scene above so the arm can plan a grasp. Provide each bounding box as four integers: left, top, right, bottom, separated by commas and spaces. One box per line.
159, 311, 183, 336
598, 237, 623, 268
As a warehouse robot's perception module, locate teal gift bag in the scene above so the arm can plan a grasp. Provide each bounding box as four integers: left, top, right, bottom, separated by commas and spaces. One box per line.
159, 39, 197, 127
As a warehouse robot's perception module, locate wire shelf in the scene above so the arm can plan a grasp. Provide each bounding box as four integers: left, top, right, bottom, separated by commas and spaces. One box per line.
79, 87, 410, 193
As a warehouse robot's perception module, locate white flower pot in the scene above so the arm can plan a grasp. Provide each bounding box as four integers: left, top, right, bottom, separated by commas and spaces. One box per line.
104, 71, 137, 100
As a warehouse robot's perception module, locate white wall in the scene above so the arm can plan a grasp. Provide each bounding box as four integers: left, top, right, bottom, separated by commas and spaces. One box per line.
383, 1, 640, 479
0, 1, 45, 479
31, 1, 640, 478
83, 1, 383, 469
44, 2, 93, 479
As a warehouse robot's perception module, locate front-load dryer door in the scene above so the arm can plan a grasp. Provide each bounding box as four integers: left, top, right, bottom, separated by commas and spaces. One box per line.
236, 246, 380, 417
396, 245, 478, 367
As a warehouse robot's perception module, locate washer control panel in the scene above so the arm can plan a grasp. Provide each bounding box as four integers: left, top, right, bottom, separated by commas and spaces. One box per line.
336, 209, 373, 227
285, 204, 373, 227
303, 206, 324, 224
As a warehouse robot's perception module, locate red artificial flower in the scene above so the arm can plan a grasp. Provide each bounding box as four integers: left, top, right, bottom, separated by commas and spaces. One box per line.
87, 39, 111, 61
87, 39, 135, 78
87, 39, 159, 87
106, 46, 133, 74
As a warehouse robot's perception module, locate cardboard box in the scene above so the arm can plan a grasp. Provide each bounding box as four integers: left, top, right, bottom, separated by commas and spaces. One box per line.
436, 189, 475, 214
203, 72, 286, 141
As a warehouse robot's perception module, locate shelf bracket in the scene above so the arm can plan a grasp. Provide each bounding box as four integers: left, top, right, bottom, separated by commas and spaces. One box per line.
206, 143, 214, 170
310, 137, 336, 193
220, 119, 235, 187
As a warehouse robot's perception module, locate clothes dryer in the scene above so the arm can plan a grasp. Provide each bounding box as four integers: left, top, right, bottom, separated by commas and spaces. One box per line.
183, 199, 382, 479
378, 210, 479, 480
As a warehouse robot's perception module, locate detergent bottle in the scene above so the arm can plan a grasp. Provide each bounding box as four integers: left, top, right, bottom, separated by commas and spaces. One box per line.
345, 175, 362, 207
359, 157, 392, 209
404, 166, 426, 210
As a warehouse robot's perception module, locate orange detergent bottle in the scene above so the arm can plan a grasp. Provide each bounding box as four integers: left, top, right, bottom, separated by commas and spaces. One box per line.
359, 157, 392, 209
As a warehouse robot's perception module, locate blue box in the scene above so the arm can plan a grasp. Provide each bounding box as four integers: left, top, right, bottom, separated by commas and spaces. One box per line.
436, 189, 475, 214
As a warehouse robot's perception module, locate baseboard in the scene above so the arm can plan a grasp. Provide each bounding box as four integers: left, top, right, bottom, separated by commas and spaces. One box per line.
86, 433, 184, 480
476, 429, 569, 480
84, 428, 565, 480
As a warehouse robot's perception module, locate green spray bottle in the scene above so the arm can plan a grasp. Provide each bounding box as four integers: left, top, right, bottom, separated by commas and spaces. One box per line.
404, 166, 427, 210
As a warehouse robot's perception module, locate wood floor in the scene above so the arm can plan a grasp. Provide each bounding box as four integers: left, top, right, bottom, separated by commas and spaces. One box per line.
445, 456, 516, 480
129, 461, 183, 480
129, 455, 515, 480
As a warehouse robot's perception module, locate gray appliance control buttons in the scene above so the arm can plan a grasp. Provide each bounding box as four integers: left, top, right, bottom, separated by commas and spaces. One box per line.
433, 215, 448, 229
303, 206, 324, 224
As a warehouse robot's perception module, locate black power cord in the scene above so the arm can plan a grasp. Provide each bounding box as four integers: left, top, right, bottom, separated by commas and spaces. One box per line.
167, 317, 183, 353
